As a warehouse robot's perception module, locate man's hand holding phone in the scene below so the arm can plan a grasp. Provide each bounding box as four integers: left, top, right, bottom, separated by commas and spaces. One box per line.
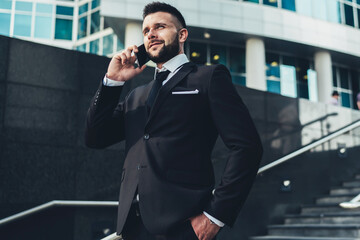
106, 45, 147, 82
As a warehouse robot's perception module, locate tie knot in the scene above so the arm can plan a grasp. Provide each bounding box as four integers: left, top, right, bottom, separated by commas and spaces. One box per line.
155, 70, 170, 83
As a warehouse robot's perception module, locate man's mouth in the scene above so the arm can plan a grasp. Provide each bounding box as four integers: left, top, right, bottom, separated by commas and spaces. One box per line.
149, 41, 164, 49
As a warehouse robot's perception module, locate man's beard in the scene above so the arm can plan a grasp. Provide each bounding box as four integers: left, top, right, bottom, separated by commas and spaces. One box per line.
147, 33, 180, 64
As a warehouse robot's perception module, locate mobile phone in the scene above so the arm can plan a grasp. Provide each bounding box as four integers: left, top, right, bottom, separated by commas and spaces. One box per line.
135, 44, 150, 67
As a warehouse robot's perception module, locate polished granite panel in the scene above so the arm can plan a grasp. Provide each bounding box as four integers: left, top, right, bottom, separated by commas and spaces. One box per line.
236, 86, 266, 121
265, 92, 301, 127
0, 36, 9, 83
75, 148, 125, 200
7, 39, 78, 91
0, 142, 77, 203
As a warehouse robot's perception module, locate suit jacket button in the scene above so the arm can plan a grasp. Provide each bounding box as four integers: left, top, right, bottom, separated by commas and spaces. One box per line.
144, 134, 149, 140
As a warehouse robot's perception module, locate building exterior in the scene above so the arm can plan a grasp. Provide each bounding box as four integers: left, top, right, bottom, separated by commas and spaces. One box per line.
1, 0, 360, 109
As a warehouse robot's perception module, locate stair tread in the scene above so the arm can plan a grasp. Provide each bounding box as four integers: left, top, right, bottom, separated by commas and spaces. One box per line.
252, 236, 359, 240
285, 212, 360, 218
269, 224, 360, 228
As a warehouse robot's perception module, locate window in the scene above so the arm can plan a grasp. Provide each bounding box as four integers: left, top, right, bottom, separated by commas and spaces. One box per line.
76, 44, 86, 52
0, 0, 12, 9
14, 14, 32, 37
90, 39, 99, 54
327, 0, 341, 23
56, 6, 73, 16
266, 53, 281, 94
282, 0, 295, 11
0, 13, 11, 35
15, 1, 32, 11
344, 3, 355, 26
117, 37, 124, 51
229, 47, 245, 74
92, 0, 100, 9
79, 3, 88, 15
243, 0, 259, 3
263, 0, 278, 7
78, 16, 87, 39
296, 0, 312, 17
190, 42, 207, 65
55, 19, 72, 40
210, 44, 226, 65
34, 16, 52, 39
36, 3, 53, 14
103, 34, 114, 56
90, 11, 100, 34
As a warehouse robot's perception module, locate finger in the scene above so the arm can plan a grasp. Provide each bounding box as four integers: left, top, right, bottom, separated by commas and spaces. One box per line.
120, 52, 128, 65
133, 45, 139, 53
124, 48, 132, 60
135, 64, 147, 74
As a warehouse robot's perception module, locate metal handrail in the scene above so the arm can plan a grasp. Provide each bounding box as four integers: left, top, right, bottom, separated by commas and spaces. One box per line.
258, 120, 360, 174
0, 200, 118, 226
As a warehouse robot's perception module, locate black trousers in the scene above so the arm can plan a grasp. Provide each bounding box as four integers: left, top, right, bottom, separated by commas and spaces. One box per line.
121, 203, 198, 240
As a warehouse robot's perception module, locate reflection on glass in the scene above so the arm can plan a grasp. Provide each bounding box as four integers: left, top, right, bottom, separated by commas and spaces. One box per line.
280, 65, 297, 98
103, 34, 113, 56
282, 0, 295, 11
56, 6, 73, 16
79, 3, 88, 15
0, 13, 11, 35
55, 19, 72, 40
92, 0, 100, 9
14, 14, 31, 37
267, 80, 281, 94
243, 0, 259, 3
229, 47, 245, 73
326, 0, 341, 23
210, 44, 226, 65
307, 69, 317, 101
78, 16, 87, 39
15, 1, 32, 11
91, 11, 100, 34
189, 42, 207, 65
36, 3, 52, 14
90, 39, 99, 54
344, 3, 354, 26
0, 0, 12, 9
35, 16, 52, 39
263, 0, 278, 7
77, 43, 86, 52
296, 0, 312, 17
232, 75, 246, 86
341, 92, 351, 107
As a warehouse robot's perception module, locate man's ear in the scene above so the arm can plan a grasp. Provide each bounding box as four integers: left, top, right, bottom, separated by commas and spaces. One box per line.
178, 28, 188, 43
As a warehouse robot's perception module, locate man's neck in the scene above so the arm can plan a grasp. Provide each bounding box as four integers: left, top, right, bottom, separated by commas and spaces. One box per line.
156, 51, 184, 69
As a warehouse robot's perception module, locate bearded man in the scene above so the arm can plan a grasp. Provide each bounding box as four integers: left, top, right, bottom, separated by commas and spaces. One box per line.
85, 2, 263, 240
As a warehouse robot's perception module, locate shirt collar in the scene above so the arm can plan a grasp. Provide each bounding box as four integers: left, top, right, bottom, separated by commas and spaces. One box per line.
155, 54, 189, 73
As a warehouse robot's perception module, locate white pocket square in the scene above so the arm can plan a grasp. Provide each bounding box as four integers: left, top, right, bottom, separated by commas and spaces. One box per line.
172, 89, 199, 95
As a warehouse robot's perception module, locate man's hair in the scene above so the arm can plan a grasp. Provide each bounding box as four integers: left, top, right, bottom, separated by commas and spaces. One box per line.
332, 90, 339, 96
143, 2, 187, 29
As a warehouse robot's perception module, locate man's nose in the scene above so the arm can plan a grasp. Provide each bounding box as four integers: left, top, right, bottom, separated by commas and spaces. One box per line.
147, 28, 156, 39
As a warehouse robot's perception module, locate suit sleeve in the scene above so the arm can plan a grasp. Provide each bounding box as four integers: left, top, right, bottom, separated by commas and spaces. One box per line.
85, 81, 126, 149
204, 64, 263, 227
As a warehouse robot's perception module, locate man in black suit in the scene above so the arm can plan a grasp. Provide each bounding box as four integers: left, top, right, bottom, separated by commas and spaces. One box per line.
85, 2, 263, 240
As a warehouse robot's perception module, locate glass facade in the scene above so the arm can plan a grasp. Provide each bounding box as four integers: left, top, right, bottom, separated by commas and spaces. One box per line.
0, 0, 124, 57
241, 0, 360, 28
266, 52, 314, 99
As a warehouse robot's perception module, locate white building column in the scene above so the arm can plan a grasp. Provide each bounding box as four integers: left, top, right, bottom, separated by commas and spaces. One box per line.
314, 51, 333, 104
125, 22, 143, 48
245, 38, 266, 91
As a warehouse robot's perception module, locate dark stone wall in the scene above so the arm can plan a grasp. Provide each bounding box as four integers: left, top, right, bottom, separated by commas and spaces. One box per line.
1, 35, 360, 239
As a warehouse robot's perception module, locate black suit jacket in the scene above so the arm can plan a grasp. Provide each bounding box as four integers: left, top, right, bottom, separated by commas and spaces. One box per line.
85, 62, 263, 234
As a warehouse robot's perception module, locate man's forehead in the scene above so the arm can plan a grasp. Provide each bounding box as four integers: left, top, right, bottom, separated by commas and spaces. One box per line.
142, 12, 178, 28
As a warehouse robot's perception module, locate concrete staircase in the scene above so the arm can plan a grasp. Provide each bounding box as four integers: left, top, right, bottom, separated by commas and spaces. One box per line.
251, 174, 360, 240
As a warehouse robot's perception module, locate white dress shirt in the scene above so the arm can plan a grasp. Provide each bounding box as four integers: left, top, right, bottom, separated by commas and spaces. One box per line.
103, 53, 225, 227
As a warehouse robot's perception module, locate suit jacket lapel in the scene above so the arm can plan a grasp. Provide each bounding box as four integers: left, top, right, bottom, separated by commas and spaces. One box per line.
145, 62, 195, 128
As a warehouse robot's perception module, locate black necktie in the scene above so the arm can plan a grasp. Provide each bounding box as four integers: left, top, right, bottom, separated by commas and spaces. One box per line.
147, 70, 170, 111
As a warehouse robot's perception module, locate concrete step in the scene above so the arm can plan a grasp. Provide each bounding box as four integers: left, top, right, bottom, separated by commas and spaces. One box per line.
268, 224, 360, 238
251, 236, 359, 240
330, 187, 360, 195
316, 194, 356, 204
301, 204, 360, 214
284, 213, 360, 224
343, 181, 360, 188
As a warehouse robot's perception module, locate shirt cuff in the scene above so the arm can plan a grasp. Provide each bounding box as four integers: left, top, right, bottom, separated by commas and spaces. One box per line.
203, 211, 225, 227
103, 75, 125, 86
